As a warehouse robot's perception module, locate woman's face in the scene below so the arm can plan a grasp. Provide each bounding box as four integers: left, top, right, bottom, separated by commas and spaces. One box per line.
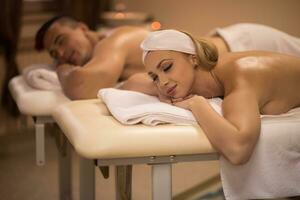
144, 50, 197, 99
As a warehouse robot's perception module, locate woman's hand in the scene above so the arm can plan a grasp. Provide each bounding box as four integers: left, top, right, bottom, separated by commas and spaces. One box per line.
171, 95, 196, 110
158, 93, 173, 104
157, 93, 207, 110
172, 95, 207, 110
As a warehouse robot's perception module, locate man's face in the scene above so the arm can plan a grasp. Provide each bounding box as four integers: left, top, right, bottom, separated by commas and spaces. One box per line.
43, 22, 94, 66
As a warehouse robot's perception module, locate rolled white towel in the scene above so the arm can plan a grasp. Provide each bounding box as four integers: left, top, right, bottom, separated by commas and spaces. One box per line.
98, 88, 223, 126
22, 64, 62, 91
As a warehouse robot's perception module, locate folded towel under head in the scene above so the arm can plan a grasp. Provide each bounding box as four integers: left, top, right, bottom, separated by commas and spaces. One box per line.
98, 88, 222, 126
22, 63, 62, 91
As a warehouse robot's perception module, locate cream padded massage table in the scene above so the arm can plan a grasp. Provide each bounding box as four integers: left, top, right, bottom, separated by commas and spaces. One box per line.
53, 99, 219, 200
9, 75, 138, 200
8, 75, 73, 200
11, 75, 300, 200
9, 75, 70, 165
53, 96, 300, 200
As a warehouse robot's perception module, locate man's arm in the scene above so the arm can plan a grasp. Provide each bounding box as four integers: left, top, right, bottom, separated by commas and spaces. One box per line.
56, 48, 125, 100
56, 64, 82, 98
57, 27, 147, 99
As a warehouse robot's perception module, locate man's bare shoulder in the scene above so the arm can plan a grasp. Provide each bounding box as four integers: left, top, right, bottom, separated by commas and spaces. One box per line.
109, 26, 150, 36
93, 26, 149, 57
83, 26, 149, 71
98, 26, 149, 44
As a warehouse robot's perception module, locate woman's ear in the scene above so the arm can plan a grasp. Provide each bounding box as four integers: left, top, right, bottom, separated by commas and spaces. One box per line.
189, 54, 198, 68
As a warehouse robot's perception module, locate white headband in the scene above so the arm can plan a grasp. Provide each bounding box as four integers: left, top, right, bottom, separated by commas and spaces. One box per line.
140, 29, 196, 63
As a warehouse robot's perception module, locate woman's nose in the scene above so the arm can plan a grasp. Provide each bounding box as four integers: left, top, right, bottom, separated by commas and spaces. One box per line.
159, 74, 169, 86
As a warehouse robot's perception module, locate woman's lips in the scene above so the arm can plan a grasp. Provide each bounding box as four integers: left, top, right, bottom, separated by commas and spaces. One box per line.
167, 84, 177, 96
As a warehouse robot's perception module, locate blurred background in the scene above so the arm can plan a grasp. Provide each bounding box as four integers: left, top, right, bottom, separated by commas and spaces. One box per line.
0, 0, 300, 199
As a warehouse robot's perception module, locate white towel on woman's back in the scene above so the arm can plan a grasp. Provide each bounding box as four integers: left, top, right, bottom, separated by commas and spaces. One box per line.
221, 107, 300, 200
98, 88, 222, 126
22, 64, 62, 91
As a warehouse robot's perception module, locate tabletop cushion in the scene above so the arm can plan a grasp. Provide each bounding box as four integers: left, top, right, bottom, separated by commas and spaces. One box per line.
53, 99, 215, 159
9, 76, 69, 116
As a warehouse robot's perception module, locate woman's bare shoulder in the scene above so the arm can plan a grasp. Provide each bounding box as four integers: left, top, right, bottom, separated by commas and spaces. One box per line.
215, 52, 272, 92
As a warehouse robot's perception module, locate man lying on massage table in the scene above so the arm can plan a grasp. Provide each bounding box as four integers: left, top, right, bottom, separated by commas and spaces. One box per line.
35, 16, 300, 99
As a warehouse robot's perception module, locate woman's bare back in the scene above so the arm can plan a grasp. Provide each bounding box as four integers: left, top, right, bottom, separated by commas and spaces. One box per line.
217, 51, 300, 115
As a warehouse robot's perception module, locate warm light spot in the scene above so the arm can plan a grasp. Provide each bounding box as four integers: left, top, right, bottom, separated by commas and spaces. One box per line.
151, 21, 161, 30
114, 12, 126, 19
115, 2, 126, 12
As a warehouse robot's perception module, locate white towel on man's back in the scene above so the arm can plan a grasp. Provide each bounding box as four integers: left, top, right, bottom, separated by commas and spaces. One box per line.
209, 23, 300, 57
98, 88, 222, 126
22, 64, 62, 91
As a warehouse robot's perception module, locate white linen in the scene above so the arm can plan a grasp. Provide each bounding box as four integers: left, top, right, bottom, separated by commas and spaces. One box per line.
209, 23, 300, 57
98, 88, 222, 126
22, 64, 62, 91
220, 107, 300, 200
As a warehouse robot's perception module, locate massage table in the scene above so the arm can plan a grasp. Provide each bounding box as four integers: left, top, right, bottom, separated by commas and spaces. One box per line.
53, 96, 300, 200
53, 99, 219, 200
8, 75, 73, 199
11, 74, 300, 199
8, 75, 139, 200
9, 75, 70, 165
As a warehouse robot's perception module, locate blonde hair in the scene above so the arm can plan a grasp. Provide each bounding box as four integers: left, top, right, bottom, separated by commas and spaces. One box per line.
181, 31, 219, 70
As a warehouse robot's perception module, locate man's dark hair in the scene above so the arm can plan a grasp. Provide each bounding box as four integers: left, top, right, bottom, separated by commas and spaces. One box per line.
35, 15, 78, 51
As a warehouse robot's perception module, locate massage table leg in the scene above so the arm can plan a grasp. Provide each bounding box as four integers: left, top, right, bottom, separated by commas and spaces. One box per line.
35, 118, 73, 199
35, 117, 45, 166
115, 165, 132, 200
152, 164, 172, 200
95, 154, 218, 200
58, 136, 72, 200
80, 157, 95, 200
35, 116, 53, 165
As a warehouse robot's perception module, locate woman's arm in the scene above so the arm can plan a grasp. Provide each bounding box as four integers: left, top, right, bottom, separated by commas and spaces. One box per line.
174, 88, 261, 165
120, 73, 158, 96
121, 73, 176, 104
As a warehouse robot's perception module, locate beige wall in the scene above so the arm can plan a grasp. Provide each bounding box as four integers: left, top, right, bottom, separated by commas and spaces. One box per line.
121, 0, 300, 37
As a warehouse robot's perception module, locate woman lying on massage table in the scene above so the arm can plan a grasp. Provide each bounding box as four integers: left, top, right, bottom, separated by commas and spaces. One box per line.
126, 30, 300, 165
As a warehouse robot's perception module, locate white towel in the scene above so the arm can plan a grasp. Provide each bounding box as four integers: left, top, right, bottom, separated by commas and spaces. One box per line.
22, 64, 62, 91
98, 88, 222, 126
208, 23, 300, 58
221, 107, 300, 200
